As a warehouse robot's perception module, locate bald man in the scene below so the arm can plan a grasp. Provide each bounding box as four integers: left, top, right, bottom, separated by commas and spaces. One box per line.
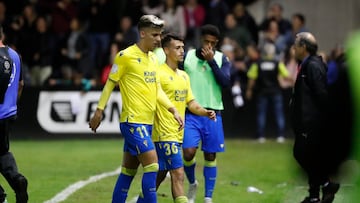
290, 32, 339, 203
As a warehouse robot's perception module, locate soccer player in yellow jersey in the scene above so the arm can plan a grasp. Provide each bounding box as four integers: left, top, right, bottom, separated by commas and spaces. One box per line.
89, 15, 184, 203
140, 33, 216, 203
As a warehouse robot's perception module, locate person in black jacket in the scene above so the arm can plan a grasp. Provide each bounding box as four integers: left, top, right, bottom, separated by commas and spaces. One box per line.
290, 32, 340, 203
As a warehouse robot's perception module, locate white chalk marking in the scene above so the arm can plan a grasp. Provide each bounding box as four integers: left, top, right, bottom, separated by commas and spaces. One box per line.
44, 167, 121, 203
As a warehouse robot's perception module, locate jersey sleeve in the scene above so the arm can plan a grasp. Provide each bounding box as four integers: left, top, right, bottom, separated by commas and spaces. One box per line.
108, 51, 126, 82
278, 62, 290, 77
247, 63, 258, 79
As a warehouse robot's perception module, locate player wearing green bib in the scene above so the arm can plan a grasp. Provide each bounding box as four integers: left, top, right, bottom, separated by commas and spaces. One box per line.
182, 24, 231, 203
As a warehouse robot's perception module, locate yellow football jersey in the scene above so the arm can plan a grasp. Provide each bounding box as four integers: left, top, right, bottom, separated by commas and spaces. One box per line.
109, 44, 160, 124
153, 64, 195, 142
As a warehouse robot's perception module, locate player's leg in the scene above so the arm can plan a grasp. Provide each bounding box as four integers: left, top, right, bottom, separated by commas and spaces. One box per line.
137, 150, 159, 203
182, 113, 201, 202
113, 122, 156, 203
0, 116, 28, 203
112, 152, 139, 203
201, 114, 225, 202
170, 167, 188, 203
157, 141, 187, 203
125, 123, 158, 203
156, 170, 168, 190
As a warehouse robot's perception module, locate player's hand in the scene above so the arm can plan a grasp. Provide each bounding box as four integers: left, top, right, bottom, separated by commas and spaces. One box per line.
174, 112, 184, 131
206, 110, 216, 121
201, 47, 214, 61
89, 109, 103, 133
168, 107, 184, 131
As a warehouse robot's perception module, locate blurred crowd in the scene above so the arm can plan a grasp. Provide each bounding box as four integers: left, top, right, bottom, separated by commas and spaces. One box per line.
0, 0, 345, 93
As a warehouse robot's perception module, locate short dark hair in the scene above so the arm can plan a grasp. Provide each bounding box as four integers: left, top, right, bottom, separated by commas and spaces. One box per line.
137, 15, 164, 30
293, 13, 305, 25
161, 33, 183, 48
298, 37, 318, 55
200, 24, 220, 39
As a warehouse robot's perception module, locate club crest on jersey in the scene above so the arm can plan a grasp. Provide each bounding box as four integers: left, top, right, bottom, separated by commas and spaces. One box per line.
169, 76, 173, 81
143, 140, 148, 147
137, 58, 141, 63
111, 64, 118, 73
3, 60, 11, 74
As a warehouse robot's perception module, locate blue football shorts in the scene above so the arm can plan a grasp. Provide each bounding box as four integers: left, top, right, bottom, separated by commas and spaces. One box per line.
182, 113, 225, 153
155, 141, 183, 171
120, 122, 154, 156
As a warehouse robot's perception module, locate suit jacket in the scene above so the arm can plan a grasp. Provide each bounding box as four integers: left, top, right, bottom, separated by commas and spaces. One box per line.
290, 55, 328, 134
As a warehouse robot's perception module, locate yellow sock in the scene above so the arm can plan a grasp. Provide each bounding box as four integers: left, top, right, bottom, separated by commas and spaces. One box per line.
174, 195, 188, 203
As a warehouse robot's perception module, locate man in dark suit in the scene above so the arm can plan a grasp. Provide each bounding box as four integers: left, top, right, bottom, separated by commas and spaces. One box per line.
290, 32, 339, 203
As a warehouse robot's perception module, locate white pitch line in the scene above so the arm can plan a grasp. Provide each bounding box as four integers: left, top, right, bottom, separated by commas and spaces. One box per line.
44, 166, 122, 203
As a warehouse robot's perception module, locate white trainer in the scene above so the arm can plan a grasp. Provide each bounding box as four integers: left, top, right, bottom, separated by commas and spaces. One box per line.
204, 197, 213, 203
258, 137, 266, 143
276, 136, 285, 143
187, 180, 199, 203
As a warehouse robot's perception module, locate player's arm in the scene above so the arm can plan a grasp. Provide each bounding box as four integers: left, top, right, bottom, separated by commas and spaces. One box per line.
207, 55, 231, 88
187, 99, 216, 120
89, 54, 124, 133
157, 81, 184, 130
89, 79, 117, 133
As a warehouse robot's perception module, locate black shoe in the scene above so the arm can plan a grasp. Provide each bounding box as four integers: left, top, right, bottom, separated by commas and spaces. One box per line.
14, 175, 28, 203
301, 197, 321, 203
322, 182, 340, 203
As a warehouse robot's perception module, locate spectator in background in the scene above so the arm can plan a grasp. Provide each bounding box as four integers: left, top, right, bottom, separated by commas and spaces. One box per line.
56, 17, 92, 84
40, 0, 78, 39
246, 42, 292, 143
223, 13, 252, 50
100, 41, 120, 85
204, 0, 229, 31
232, 2, 258, 44
280, 46, 297, 89
221, 38, 244, 108
142, 0, 187, 38
183, 0, 205, 49
327, 44, 344, 85
114, 16, 139, 50
285, 13, 308, 49
258, 18, 287, 61
259, 3, 292, 35
29, 16, 54, 86
87, 0, 116, 73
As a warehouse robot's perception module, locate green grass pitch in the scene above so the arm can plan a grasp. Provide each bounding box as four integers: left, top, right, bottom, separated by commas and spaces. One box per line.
0, 138, 358, 203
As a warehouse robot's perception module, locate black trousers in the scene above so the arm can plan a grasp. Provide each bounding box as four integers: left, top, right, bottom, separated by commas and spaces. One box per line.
0, 116, 23, 197
0, 116, 16, 155
293, 127, 330, 197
